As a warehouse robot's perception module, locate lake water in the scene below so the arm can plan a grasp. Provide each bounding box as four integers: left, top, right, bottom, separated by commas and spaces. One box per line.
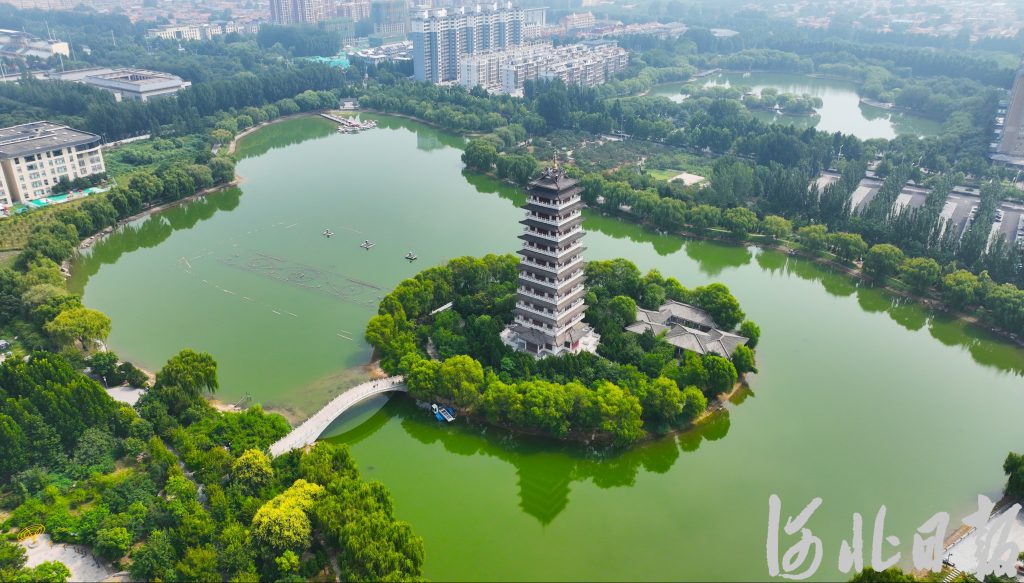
649, 71, 944, 140
71, 116, 1024, 581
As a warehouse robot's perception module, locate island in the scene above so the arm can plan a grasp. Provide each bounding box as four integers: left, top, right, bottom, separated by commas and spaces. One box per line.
366, 167, 759, 445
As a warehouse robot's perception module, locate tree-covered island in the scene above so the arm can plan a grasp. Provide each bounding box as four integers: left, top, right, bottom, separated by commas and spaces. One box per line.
366, 254, 760, 446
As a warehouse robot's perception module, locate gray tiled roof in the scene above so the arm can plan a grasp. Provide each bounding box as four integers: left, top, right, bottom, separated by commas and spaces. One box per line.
627, 301, 748, 357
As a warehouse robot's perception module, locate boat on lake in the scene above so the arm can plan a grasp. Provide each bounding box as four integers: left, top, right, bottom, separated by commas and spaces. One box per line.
431, 403, 455, 422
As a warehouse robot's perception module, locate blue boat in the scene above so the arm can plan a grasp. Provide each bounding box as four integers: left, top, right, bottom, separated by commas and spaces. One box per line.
431, 403, 455, 422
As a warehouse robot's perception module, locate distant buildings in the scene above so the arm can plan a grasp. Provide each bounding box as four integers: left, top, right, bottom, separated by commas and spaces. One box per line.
335, 0, 372, 22
459, 42, 627, 95
145, 21, 261, 41
0, 122, 105, 206
371, 0, 410, 37
48, 68, 192, 102
411, 2, 524, 83
270, 0, 330, 25
0, 29, 69, 61
352, 40, 414, 66
560, 12, 595, 31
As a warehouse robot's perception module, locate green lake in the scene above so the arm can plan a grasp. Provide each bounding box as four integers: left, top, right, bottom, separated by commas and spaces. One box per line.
71, 116, 1024, 581
649, 71, 944, 140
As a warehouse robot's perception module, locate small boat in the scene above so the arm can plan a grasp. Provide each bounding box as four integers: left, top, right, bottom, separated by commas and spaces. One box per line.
404, 251, 418, 261
431, 403, 455, 422
322, 229, 333, 238
360, 240, 375, 249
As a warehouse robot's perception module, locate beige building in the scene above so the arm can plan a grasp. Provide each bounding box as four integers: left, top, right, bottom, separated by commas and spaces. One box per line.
0, 122, 105, 206
458, 42, 627, 95
146, 22, 260, 41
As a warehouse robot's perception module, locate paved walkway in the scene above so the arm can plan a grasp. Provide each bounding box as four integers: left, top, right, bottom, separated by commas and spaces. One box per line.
269, 376, 405, 456
21, 534, 114, 582
105, 385, 145, 406
946, 504, 1024, 580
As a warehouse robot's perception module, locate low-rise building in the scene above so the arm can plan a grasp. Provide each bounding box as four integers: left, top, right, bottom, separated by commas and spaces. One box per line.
47, 68, 192, 102
625, 301, 748, 358
458, 42, 627, 95
0, 122, 105, 205
0, 29, 69, 60
146, 21, 261, 41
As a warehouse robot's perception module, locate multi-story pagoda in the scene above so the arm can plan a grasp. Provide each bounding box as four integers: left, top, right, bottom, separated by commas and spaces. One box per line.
501, 165, 600, 358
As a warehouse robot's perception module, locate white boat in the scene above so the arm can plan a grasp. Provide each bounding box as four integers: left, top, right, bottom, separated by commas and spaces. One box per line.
404, 251, 418, 261
360, 240, 375, 249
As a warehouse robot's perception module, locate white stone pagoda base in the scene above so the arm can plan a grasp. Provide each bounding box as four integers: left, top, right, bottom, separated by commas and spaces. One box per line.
500, 324, 601, 359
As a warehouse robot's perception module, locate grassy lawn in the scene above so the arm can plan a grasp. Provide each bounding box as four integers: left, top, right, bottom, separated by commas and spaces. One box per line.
0, 249, 17, 268
647, 168, 682, 181
0, 200, 89, 251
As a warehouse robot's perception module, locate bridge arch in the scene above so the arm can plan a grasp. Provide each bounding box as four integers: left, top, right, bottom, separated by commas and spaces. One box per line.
269, 375, 406, 457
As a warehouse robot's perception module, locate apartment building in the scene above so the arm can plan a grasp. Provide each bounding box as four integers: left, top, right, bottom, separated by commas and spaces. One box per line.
0, 122, 105, 205
458, 42, 628, 95
411, 2, 524, 83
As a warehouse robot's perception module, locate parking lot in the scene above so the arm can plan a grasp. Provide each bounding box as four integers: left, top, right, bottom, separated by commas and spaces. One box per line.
817, 171, 1024, 246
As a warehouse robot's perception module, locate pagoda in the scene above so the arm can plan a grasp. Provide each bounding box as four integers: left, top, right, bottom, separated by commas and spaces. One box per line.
500, 165, 600, 358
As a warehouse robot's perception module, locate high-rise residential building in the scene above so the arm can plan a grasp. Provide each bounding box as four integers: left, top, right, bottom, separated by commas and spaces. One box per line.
561, 11, 595, 31
371, 0, 410, 37
458, 42, 628, 95
411, 2, 524, 83
336, 0, 372, 21
270, 0, 329, 25
0, 122, 105, 206
500, 165, 600, 358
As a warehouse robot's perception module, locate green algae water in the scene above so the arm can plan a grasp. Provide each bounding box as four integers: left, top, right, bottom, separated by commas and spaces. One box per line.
649, 71, 943, 140
71, 116, 1024, 581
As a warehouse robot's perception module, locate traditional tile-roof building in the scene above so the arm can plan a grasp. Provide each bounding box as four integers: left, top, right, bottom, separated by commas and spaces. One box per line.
626, 300, 748, 358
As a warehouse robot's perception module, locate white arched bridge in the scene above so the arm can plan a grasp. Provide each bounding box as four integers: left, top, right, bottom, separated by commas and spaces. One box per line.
269, 375, 406, 457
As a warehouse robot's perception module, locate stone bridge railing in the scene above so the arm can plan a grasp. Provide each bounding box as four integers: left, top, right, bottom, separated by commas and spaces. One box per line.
269, 375, 405, 457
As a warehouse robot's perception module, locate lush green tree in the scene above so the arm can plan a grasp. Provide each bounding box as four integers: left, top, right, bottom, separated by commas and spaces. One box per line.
175, 545, 220, 582
250, 479, 323, 556
797, 224, 829, 251
680, 385, 708, 421
437, 355, 485, 405
863, 244, 905, 280
94, 526, 132, 560
635, 376, 684, 423
942, 269, 981, 308
155, 349, 219, 396
1004, 451, 1024, 499
760, 215, 792, 240
462, 139, 498, 172
900, 257, 941, 293
232, 449, 273, 493
43, 307, 111, 349
688, 204, 721, 233
738, 320, 761, 349
721, 207, 759, 239
694, 283, 745, 330
703, 355, 738, 394
829, 232, 868, 262
595, 382, 644, 444
732, 344, 757, 374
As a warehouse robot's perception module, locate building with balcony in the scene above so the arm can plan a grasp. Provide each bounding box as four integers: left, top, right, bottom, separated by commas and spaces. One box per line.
336, 0, 372, 21
458, 41, 627, 95
411, 2, 524, 83
500, 165, 600, 358
270, 0, 329, 24
145, 21, 261, 41
372, 0, 410, 37
0, 122, 105, 206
